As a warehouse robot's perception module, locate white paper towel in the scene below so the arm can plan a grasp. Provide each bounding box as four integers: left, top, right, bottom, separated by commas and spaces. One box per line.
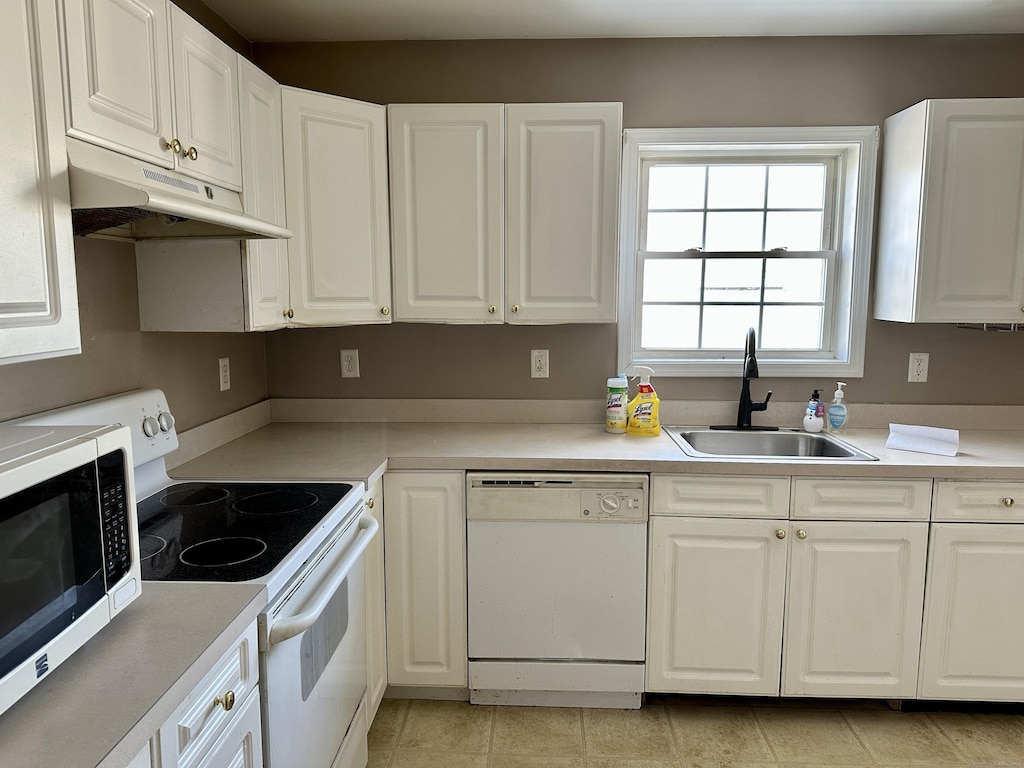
885, 423, 959, 456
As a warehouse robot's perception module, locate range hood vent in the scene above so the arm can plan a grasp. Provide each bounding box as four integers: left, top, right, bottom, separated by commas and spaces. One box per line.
66, 137, 291, 241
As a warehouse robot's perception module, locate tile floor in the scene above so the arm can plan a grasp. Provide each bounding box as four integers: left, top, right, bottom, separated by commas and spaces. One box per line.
367, 696, 1024, 768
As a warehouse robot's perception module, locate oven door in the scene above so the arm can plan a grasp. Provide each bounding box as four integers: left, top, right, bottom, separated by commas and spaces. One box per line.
260, 512, 377, 768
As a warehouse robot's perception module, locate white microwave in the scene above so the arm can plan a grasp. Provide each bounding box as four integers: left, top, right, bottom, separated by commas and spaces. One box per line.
0, 422, 140, 717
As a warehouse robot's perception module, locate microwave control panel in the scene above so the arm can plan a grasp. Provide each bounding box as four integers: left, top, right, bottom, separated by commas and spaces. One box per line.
98, 449, 131, 585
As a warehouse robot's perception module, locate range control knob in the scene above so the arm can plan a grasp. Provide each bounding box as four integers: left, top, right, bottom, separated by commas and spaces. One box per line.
157, 411, 176, 432
599, 494, 621, 515
142, 416, 159, 438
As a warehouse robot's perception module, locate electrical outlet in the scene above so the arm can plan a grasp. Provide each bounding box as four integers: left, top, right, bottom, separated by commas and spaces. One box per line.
341, 349, 360, 378
908, 352, 929, 382
531, 349, 549, 379
218, 357, 231, 391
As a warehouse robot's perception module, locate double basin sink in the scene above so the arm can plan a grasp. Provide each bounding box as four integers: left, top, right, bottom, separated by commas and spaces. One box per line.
666, 427, 878, 461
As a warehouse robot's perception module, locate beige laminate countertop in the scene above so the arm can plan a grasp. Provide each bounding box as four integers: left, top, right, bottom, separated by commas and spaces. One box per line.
0, 582, 266, 768
170, 421, 1024, 483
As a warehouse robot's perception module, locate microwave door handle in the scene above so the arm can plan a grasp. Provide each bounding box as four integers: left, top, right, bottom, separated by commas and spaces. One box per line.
268, 514, 378, 647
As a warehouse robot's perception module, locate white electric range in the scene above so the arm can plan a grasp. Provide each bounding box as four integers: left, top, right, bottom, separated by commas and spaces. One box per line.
17, 389, 374, 768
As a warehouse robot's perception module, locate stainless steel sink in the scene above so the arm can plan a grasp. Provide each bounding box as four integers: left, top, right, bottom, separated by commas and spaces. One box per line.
666, 427, 878, 461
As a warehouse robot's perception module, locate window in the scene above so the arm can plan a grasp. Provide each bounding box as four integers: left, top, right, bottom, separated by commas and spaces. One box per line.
617, 127, 878, 377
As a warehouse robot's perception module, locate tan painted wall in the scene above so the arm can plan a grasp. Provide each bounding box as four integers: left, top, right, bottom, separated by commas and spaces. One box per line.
255, 35, 1024, 405
0, 238, 268, 430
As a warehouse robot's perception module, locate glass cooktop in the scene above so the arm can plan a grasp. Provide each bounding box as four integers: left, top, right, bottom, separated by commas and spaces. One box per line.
137, 481, 353, 582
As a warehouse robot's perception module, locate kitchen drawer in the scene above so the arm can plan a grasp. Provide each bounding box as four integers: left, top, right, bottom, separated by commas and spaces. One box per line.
651, 474, 789, 518
792, 478, 932, 521
933, 481, 1024, 522
158, 620, 259, 768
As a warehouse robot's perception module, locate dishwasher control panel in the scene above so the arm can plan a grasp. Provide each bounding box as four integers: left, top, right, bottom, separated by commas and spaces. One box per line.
580, 490, 646, 520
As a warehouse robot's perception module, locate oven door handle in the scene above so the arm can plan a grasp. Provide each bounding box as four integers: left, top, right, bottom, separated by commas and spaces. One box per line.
268, 514, 378, 647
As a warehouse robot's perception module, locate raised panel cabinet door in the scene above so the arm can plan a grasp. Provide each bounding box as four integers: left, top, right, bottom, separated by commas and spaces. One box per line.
647, 517, 787, 695
383, 472, 466, 688
61, 0, 175, 167
1, 0, 80, 365
169, 5, 241, 190
920, 523, 1024, 701
193, 689, 264, 768
363, 478, 387, 722
282, 87, 393, 326
782, 521, 928, 698
388, 104, 504, 322
237, 55, 288, 330
505, 103, 621, 323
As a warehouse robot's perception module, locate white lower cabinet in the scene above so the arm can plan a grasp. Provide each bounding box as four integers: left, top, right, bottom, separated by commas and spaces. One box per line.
647, 475, 930, 699
782, 521, 928, 698
647, 516, 788, 695
193, 689, 263, 768
383, 471, 467, 688
364, 477, 387, 721
919, 523, 1024, 700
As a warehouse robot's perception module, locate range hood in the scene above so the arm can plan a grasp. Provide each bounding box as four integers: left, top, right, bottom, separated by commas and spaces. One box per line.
66, 137, 291, 241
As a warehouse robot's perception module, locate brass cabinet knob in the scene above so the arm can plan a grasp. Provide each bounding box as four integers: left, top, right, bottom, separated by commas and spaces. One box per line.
284, 308, 294, 319
488, 305, 496, 314
184, 146, 198, 161
775, 529, 786, 540
162, 138, 182, 154
366, 497, 375, 509
213, 690, 236, 711
511, 304, 520, 313
381, 306, 390, 315
1003, 497, 1015, 508
796, 529, 808, 540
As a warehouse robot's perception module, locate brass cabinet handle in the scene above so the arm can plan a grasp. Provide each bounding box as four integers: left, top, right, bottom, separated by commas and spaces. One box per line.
1003, 497, 1015, 508
184, 146, 198, 161
796, 529, 808, 540
488, 305, 496, 314
213, 690, 236, 711
284, 308, 294, 319
366, 497, 375, 509
511, 304, 520, 313
775, 529, 786, 540
381, 306, 390, 316
162, 138, 182, 154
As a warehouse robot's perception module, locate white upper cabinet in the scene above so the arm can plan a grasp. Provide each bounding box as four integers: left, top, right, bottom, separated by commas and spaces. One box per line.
61, 0, 242, 190
237, 55, 288, 330
506, 103, 621, 324
282, 87, 392, 326
875, 98, 1024, 322
1, 0, 80, 365
388, 104, 504, 322
388, 102, 621, 324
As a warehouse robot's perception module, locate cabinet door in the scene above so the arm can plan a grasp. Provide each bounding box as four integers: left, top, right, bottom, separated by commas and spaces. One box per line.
363, 477, 387, 722
1, 0, 80, 365
237, 56, 288, 330
169, 6, 241, 190
783, 521, 928, 698
383, 472, 466, 688
388, 104, 504, 322
194, 689, 263, 768
61, 0, 175, 168
282, 88, 392, 326
505, 103, 621, 323
920, 523, 1024, 700
647, 517, 787, 695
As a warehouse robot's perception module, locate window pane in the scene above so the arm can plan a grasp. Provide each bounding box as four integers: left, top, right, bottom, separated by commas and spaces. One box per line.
643, 259, 702, 302
764, 258, 826, 303
646, 212, 704, 251
705, 212, 764, 250
761, 306, 824, 349
765, 211, 824, 251
701, 306, 760, 348
648, 165, 706, 209
767, 165, 826, 209
641, 305, 699, 348
707, 166, 766, 209
705, 258, 763, 303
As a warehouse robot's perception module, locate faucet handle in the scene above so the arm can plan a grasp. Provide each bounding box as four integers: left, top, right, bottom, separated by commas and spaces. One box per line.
763, 390, 773, 405
751, 390, 773, 413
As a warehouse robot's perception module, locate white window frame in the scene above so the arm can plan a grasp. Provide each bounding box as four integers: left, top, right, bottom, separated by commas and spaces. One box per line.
617, 126, 879, 378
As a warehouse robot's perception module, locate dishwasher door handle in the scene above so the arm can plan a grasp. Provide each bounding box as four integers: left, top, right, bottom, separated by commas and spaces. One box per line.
269, 514, 378, 646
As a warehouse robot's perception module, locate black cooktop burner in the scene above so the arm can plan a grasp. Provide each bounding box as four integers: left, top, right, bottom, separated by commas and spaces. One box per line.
137, 481, 353, 582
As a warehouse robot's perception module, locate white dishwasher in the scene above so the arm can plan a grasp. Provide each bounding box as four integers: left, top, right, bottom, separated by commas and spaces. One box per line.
467, 472, 648, 708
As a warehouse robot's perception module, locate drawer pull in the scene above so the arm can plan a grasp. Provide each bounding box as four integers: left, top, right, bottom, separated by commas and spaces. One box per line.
213, 690, 236, 712
1003, 497, 1015, 508
775, 529, 786, 540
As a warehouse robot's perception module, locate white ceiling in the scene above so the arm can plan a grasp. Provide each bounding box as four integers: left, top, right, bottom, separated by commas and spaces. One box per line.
200, 0, 1024, 42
